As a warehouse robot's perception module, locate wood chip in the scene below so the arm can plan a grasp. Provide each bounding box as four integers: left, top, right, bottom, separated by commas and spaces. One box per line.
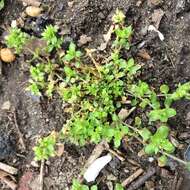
137, 49, 151, 60
147, 0, 161, 6
1, 101, 11, 111
98, 25, 114, 51
122, 168, 144, 187
78, 35, 92, 47
0, 170, 17, 190
56, 144, 65, 157
127, 167, 156, 190
0, 162, 18, 175
151, 9, 165, 29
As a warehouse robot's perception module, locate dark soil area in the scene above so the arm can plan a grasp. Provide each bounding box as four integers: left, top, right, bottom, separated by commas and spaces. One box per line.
1, 0, 190, 189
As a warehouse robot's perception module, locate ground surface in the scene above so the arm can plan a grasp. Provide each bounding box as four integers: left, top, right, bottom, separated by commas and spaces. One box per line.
1, 0, 190, 189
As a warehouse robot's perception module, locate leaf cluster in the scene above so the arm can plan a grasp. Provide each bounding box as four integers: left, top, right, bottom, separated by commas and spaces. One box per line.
6, 27, 29, 53
33, 132, 57, 161
42, 25, 63, 52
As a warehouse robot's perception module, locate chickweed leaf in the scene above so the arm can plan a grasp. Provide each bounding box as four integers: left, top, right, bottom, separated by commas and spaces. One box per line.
160, 84, 169, 94
112, 9, 125, 24
139, 128, 152, 141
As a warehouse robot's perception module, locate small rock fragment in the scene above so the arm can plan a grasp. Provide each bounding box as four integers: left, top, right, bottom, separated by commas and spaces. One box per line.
118, 109, 129, 120
56, 144, 65, 157
31, 160, 39, 168
147, 0, 161, 6
68, 1, 74, 7
78, 35, 92, 46
26, 6, 42, 17
1, 101, 11, 111
0, 48, 16, 63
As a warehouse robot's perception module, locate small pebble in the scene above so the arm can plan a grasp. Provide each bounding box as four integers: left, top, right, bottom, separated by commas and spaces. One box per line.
1, 101, 11, 110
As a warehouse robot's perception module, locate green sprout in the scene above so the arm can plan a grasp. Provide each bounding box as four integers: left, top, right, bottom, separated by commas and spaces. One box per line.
6, 27, 29, 53
42, 25, 63, 52
33, 132, 57, 161
0, 0, 4, 11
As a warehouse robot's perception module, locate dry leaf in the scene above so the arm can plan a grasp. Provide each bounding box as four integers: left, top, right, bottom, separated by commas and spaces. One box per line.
56, 144, 65, 157
118, 109, 129, 120
137, 49, 151, 60
151, 9, 164, 29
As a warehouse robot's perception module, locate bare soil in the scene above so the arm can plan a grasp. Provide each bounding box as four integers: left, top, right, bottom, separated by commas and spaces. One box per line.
1, 0, 190, 189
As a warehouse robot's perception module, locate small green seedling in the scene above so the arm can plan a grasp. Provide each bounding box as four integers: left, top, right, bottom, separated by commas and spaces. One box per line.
112, 9, 125, 24
63, 42, 82, 65
42, 25, 63, 52
6, 27, 29, 53
33, 132, 57, 161
0, 0, 4, 10
143, 126, 175, 155
71, 179, 97, 190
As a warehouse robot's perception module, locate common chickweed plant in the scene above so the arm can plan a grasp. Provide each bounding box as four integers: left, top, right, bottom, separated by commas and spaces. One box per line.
6, 27, 29, 53
41, 25, 63, 52
5, 10, 190, 169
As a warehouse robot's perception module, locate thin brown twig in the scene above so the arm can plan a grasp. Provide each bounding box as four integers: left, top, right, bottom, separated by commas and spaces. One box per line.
122, 168, 144, 187
39, 160, 45, 190
13, 111, 26, 150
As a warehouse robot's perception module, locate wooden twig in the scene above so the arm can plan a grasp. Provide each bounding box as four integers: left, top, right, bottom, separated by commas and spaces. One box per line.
122, 168, 144, 187
0, 162, 18, 175
108, 148, 125, 162
0, 170, 17, 190
127, 167, 156, 190
13, 111, 26, 150
39, 160, 45, 190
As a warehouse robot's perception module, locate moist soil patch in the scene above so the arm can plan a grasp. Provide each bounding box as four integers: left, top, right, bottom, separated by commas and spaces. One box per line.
1, 0, 190, 189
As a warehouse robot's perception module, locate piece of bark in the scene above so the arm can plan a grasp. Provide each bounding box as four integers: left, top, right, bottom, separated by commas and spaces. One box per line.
0, 162, 18, 175
0, 170, 17, 190
127, 167, 156, 190
122, 168, 144, 187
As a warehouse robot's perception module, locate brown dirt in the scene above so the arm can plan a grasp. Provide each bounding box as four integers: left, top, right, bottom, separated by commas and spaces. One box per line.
1, 0, 190, 189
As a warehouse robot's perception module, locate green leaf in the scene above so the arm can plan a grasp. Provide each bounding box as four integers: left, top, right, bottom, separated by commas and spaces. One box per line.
0, 0, 4, 11
149, 108, 176, 122
144, 144, 157, 155
112, 9, 125, 24
135, 117, 141, 126
161, 139, 175, 153
115, 183, 124, 190
91, 185, 98, 190
139, 128, 152, 141
158, 155, 168, 167
155, 126, 169, 139
160, 84, 169, 94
